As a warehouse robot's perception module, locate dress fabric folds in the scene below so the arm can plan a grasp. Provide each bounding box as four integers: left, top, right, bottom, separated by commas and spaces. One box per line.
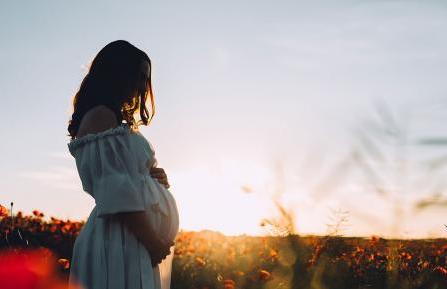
67, 123, 179, 289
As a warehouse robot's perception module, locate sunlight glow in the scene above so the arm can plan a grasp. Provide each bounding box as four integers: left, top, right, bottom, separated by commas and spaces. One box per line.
169, 158, 278, 236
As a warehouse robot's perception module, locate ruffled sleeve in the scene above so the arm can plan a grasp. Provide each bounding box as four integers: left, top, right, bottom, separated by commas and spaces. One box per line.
68, 124, 146, 218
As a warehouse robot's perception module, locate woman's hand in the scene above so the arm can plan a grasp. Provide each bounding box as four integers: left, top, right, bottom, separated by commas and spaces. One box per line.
148, 236, 175, 267
147, 160, 170, 189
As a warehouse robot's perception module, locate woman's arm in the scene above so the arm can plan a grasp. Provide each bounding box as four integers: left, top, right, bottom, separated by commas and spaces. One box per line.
115, 211, 173, 266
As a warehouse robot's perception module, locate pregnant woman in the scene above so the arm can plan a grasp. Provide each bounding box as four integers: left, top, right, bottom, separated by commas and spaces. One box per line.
66, 40, 179, 289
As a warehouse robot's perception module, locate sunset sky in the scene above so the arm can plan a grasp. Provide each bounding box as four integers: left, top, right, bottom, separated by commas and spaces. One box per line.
1, 0, 447, 238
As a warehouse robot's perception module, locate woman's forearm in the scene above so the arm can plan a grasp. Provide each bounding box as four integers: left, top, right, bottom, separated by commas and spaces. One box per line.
115, 211, 158, 252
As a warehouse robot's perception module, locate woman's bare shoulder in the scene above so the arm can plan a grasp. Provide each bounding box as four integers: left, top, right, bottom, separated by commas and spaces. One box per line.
76, 105, 119, 138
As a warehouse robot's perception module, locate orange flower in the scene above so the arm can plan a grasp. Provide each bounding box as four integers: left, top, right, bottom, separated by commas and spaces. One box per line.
195, 256, 206, 267
57, 258, 70, 270
50, 217, 61, 225
259, 269, 272, 281
223, 279, 235, 289
0, 204, 9, 217
434, 266, 447, 276
269, 248, 278, 261
61, 224, 72, 234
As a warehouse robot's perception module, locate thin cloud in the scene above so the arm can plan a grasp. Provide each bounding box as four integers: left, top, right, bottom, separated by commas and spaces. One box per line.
18, 165, 80, 192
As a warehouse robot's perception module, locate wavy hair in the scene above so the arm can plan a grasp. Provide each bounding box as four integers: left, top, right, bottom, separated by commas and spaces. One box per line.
67, 40, 155, 140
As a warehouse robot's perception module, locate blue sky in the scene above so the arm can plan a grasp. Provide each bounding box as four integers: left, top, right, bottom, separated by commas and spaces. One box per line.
1, 0, 446, 238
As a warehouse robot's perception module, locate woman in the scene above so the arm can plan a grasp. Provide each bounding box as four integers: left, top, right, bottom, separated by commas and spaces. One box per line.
66, 40, 180, 289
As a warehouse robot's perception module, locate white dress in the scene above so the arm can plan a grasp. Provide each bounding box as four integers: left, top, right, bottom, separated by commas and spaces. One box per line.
67, 122, 179, 289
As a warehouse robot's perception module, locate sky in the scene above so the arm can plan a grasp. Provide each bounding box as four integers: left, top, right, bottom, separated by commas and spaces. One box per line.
1, 0, 447, 238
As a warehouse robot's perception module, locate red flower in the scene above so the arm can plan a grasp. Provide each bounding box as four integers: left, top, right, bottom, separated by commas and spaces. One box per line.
0, 248, 83, 289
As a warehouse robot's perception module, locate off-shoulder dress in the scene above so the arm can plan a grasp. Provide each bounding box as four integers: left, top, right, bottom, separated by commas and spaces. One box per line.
67, 122, 179, 289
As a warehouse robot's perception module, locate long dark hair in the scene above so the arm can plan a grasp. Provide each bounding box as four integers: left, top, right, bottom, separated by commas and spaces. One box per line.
67, 40, 155, 140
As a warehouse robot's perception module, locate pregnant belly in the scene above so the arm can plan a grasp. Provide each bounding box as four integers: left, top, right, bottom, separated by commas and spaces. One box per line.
145, 185, 179, 244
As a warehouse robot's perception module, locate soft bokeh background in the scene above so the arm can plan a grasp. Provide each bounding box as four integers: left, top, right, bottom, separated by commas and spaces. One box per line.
1, 0, 446, 238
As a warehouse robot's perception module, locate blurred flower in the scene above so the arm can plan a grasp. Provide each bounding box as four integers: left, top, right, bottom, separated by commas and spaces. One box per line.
57, 258, 70, 270
259, 269, 272, 281
0, 204, 9, 217
0, 247, 83, 289
195, 256, 206, 267
61, 224, 72, 234
434, 266, 447, 276
223, 279, 235, 289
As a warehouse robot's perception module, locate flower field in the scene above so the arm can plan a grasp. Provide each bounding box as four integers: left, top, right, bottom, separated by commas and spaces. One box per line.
0, 206, 446, 289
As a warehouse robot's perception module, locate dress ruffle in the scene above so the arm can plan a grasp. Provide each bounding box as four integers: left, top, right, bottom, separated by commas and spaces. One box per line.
68, 123, 132, 155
